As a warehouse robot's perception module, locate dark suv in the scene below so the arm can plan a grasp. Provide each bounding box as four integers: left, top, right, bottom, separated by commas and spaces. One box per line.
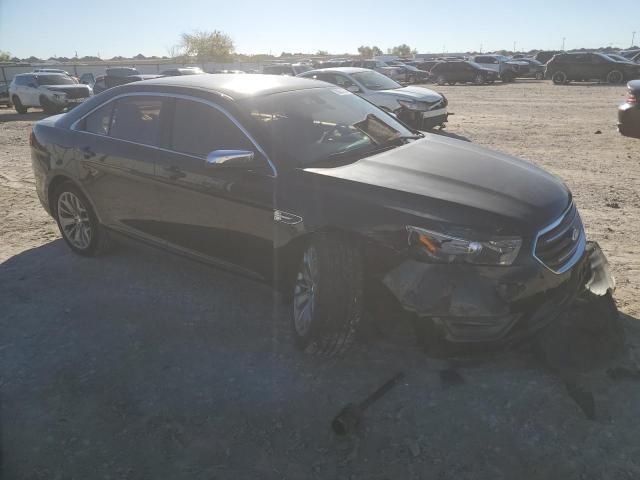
430, 61, 500, 85
546, 52, 640, 84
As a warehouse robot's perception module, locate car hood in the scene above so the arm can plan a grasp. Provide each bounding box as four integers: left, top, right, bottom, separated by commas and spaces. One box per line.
304, 134, 570, 234
378, 85, 443, 103
43, 85, 91, 93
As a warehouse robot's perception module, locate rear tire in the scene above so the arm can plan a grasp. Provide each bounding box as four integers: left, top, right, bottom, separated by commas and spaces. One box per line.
52, 181, 113, 257
292, 234, 363, 356
606, 70, 624, 84
12, 95, 27, 114
552, 71, 568, 85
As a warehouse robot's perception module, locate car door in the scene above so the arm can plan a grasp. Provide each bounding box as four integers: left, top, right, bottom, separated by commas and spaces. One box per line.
150, 97, 276, 279
23, 75, 39, 106
71, 94, 169, 241
570, 54, 590, 79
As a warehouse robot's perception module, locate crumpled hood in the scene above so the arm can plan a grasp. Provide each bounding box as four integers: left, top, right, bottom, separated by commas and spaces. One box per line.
378, 85, 443, 103
305, 134, 570, 234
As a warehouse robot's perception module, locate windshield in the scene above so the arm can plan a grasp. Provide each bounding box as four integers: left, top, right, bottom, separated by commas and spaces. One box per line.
351, 70, 401, 90
240, 87, 415, 168
36, 75, 75, 86
607, 54, 630, 63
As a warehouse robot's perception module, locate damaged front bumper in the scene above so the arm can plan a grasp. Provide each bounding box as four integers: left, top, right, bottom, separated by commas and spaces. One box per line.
382, 241, 614, 344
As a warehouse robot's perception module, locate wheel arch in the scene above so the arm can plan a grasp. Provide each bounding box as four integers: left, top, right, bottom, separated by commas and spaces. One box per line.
46, 174, 102, 222
275, 226, 369, 299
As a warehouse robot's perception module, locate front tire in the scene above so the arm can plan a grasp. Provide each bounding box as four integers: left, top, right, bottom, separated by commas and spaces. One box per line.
40, 96, 63, 115
292, 234, 363, 356
12, 95, 27, 114
552, 71, 568, 85
53, 182, 112, 256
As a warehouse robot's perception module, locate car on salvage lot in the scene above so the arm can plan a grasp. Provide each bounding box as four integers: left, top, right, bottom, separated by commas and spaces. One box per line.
430, 60, 500, 85
618, 80, 640, 139
298, 67, 448, 130
546, 52, 640, 85
9, 72, 92, 114
29, 74, 614, 356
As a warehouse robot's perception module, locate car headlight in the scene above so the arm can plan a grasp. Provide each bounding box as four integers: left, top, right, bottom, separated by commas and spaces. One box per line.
406, 226, 522, 266
398, 99, 428, 111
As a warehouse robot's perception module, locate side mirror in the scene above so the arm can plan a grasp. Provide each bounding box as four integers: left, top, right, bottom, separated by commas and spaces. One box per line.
206, 149, 255, 168
346, 85, 361, 93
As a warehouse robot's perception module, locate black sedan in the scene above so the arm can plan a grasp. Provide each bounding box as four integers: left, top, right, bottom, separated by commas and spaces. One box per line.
30, 75, 614, 355
619, 80, 640, 139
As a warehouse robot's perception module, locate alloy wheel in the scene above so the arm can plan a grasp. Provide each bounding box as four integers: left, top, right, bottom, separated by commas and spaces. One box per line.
57, 191, 92, 250
293, 246, 318, 337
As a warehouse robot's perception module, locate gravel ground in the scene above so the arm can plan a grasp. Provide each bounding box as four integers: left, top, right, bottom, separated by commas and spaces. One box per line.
1, 81, 640, 480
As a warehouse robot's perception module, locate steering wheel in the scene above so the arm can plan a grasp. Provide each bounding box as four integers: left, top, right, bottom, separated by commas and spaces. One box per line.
318, 125, 357, 144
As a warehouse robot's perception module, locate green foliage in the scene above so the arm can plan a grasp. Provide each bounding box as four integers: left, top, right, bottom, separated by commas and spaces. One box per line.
180, 30, 235, 62
388, 44, 412, 56
0, 51, 10, 62
357, 45, 382, 58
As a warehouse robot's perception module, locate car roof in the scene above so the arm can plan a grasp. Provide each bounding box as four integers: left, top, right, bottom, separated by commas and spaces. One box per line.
132, 73, 329, 99
303, 67, 369, 75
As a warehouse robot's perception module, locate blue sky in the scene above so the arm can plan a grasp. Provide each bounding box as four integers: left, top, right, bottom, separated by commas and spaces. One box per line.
1, 0, 637, 58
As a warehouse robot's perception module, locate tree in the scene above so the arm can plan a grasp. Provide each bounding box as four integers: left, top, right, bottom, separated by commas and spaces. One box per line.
358, 45, 372, 58
316, 50, 329, 56
133, 53, 147, 60
0, 51, 10, 62
180, 30, 235, 62
358, 45, 383, 58
389, 44, 412, 56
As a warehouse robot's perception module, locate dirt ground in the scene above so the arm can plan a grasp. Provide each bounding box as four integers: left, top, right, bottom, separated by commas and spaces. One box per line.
1, 81, 640, 480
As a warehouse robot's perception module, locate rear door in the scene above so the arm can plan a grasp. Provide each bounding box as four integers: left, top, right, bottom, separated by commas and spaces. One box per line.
72, 94, 170, 240
150, 97, 276, 278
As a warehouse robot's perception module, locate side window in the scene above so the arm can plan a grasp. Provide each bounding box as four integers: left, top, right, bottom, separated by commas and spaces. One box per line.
83, 102, 114, 135
110, 96, 165, 146
334, 75, 354, 87
171, 99, 253, 157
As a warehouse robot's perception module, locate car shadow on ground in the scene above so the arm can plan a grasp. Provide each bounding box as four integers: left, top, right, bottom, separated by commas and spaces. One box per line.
1, 240, 639, 479
0, 110, 48, 123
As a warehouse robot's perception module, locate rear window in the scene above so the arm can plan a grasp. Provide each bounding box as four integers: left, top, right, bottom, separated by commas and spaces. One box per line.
83, 102, 114, 136
110, 97, 165, 146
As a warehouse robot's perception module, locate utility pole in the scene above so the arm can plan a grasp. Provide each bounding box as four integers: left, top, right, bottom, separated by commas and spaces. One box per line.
562, 37, 566, 51
513, 41, 517, 53
633, 31, 637, 47
480, 42, 483, 53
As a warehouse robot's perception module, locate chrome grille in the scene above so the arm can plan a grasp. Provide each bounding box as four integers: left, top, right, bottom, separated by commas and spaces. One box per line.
533, 203, 585, 273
